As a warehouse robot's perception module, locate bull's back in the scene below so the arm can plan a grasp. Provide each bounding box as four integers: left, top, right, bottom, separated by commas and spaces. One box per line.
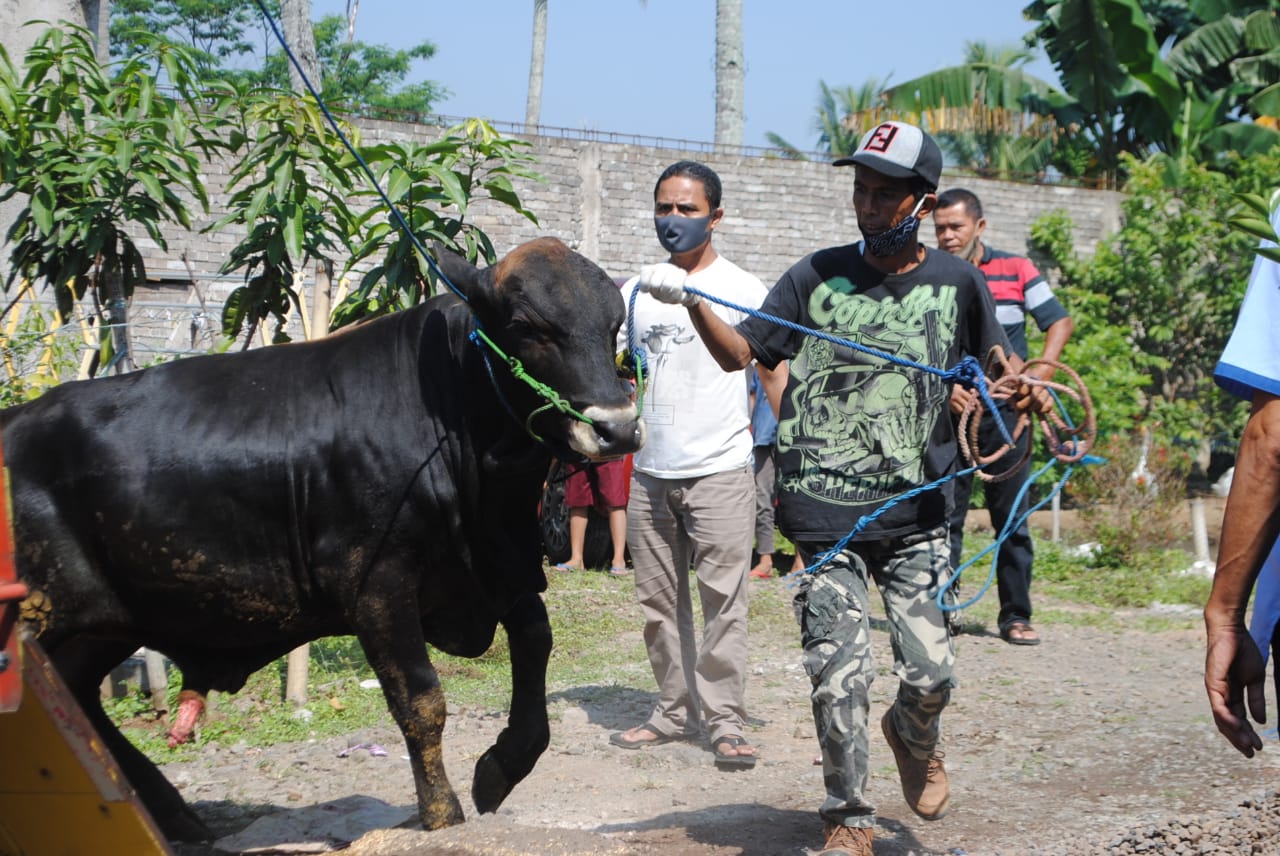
1, 304, 482, 644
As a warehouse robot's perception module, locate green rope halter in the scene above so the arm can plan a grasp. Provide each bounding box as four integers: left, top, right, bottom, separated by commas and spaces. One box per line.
469, 326, 595, 442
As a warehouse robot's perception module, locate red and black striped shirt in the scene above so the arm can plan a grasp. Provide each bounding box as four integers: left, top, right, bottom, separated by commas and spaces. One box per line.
977, 246, 1069, 360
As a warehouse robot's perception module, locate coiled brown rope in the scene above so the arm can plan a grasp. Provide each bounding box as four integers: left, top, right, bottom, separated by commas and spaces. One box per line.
955, 348, 1096, 483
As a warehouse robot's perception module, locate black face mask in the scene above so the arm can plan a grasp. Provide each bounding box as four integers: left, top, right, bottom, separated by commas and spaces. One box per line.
655, 214, 711, 254
865, 196, 927, 257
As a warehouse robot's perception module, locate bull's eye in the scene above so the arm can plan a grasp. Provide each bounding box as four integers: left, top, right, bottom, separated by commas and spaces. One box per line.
510, 317, 553, 345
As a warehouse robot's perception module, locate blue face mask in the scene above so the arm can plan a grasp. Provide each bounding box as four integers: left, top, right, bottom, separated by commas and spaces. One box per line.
655, 214, 712, 255
865, 196, 927, 258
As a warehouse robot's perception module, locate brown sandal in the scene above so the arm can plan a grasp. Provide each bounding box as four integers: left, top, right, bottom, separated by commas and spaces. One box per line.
1001, 621, 1041, 646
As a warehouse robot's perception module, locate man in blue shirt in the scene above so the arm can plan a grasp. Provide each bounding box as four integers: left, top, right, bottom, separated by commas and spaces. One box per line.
1204, 204, 1280, 757
748, 367, 781, 578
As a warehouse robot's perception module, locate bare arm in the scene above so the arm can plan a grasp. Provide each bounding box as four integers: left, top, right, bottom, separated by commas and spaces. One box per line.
1205, 391, 1280, 756
757, 361, 787, 419
1029, 315, 1074, 382
687, 301, 756, 372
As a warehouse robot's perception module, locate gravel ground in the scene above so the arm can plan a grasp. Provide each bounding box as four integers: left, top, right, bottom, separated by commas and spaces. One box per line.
161, 569, 1280, 855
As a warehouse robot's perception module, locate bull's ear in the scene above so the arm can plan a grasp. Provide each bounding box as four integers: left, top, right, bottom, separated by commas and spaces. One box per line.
431, 243, 491, 302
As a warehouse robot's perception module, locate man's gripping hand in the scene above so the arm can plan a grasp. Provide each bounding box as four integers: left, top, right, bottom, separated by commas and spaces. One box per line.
638, 263, 700, 307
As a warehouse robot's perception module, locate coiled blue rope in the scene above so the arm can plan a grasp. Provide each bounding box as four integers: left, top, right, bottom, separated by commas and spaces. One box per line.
626, 277, 1098, 608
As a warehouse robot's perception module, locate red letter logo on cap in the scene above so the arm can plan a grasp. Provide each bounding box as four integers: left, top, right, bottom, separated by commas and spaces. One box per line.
863, 123, 898, 153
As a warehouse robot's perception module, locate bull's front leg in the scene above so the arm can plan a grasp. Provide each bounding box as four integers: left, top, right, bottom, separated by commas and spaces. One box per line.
356, 616, 464, 829
473, 591, 552, 813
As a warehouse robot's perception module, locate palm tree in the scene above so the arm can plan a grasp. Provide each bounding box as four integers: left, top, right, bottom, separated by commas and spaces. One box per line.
714, 0, 744, 149
876, 40, 1063, 179
765, 77, 895, 159
524, 0, 547, 130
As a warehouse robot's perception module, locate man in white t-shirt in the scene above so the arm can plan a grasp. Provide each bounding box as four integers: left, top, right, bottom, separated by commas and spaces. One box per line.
1204, 202, 1280, 758
609, 161, 781, 768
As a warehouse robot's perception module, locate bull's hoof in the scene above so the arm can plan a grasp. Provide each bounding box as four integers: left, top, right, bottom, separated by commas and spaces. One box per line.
472, 748, 514, 814
158, 805, 213, 843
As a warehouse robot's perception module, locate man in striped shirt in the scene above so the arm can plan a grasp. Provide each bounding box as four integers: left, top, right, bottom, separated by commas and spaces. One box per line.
934, 188, 1074, 646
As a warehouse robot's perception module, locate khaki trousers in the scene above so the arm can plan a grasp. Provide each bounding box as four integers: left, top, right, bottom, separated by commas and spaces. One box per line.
627, 465, 755, 743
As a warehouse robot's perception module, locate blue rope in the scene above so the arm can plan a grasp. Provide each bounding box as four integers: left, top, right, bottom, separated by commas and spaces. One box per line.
680, 282, 1016, 449
931, 385, 1104, 613
634, 278, 1099, 597
934, 452, 1106, 615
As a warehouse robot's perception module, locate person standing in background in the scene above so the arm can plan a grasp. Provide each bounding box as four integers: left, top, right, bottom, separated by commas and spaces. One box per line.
555, 459, 630, 576
610, 160, 782, 769
933, 188, 1074, 646
749, 365, 783, 579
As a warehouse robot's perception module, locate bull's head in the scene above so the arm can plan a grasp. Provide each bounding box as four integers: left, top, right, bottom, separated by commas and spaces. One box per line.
435, 238, 645, 461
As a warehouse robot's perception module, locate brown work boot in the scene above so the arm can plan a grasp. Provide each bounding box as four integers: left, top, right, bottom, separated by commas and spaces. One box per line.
819, 821, 874, 856
881, 706, 950, 820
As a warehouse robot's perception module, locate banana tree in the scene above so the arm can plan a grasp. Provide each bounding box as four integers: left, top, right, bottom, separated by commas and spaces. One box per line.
1164, 2, 1280, 164
1025, 0, 1280, 184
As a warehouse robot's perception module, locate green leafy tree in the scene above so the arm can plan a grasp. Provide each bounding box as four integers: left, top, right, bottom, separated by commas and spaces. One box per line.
111, 3, 446, 117
1030, 152, 1280, 446
337, 118, 543, 327
1025, 0, 1280, 184
0, 23, 213, 374
255, 15, 447, 118
205, 84, 363, 346
792, 1, 1280, 184
110, 0, 276, 78
880, 40, 1065, 178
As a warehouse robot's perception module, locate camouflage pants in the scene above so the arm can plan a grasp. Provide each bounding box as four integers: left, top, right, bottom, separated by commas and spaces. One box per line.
794, 528, 957, 828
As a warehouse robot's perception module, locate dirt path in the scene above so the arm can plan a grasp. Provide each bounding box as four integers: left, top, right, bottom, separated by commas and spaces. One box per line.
166, 571, 1280, 855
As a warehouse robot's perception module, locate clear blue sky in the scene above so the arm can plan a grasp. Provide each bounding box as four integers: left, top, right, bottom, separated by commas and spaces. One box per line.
309, 0, 1058, 152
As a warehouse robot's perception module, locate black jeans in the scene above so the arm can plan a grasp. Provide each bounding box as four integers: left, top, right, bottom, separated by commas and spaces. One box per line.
948, 402, 1034, 630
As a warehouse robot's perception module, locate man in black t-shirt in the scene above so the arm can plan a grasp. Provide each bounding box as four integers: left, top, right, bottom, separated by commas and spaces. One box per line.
637, 121, 1027, 856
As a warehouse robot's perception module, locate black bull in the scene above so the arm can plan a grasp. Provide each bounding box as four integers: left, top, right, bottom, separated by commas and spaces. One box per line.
1, 238, 644, 841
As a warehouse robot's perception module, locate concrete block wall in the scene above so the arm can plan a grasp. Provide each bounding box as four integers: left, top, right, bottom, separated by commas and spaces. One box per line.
344, 120, 1121, 289
4, 114, 1123, 346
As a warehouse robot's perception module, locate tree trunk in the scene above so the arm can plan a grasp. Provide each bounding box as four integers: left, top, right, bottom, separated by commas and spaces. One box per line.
714, 0, 744, 151
283, 0, 321, 707
81, 0, 109, 62
344, 0, 359, 42
281, 0, 319, 95
525, 0, 548, 132
100, 249, 134, 374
